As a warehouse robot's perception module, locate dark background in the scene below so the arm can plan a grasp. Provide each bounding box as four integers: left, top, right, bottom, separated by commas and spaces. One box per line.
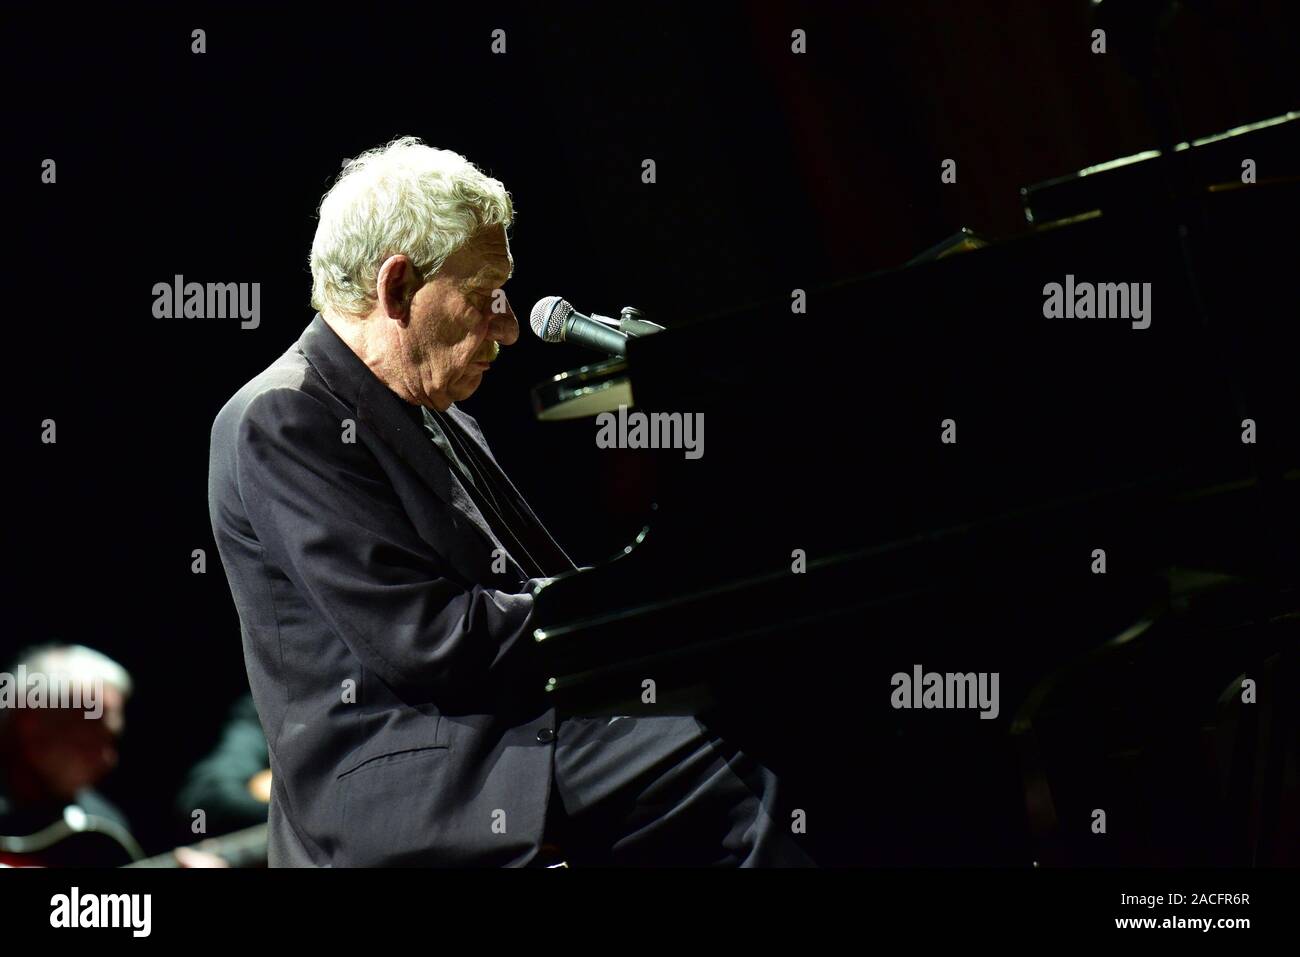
4, 1, 1296, 855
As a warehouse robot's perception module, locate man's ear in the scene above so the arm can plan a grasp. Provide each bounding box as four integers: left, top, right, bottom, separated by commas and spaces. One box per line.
375, 254, 417, 322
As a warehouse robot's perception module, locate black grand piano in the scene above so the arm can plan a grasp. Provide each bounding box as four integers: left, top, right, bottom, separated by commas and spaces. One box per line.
528, 114, 1299, 866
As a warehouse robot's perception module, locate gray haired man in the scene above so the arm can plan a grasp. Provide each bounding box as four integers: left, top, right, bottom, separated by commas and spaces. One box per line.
208, 137, 811, 866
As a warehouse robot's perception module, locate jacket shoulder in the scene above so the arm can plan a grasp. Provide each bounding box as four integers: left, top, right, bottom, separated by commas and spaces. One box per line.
212, 345, 337, 443
208, 343, 354, 509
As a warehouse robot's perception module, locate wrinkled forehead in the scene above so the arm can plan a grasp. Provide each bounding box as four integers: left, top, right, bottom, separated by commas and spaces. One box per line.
445, 225, 514, 287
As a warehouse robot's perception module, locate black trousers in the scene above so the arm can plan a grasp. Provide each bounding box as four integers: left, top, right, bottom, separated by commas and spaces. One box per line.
542, 714, 816, 867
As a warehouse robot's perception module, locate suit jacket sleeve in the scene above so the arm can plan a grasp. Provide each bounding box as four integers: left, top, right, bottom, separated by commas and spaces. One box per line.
233, 387, 543, 712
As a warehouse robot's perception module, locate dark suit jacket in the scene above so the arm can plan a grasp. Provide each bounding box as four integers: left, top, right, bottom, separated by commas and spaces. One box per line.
208, 314, 575, 866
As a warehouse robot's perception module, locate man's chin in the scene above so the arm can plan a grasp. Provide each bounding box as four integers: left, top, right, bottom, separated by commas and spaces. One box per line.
450, 377, 483, 401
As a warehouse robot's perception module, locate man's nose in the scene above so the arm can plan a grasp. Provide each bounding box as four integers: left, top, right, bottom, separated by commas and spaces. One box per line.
489, 296, 520, 346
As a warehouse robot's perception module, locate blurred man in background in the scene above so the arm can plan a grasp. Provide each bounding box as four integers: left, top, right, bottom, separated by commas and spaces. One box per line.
0, 644, 134, 866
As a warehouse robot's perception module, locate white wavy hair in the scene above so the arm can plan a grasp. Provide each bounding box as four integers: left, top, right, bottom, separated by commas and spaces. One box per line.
310, 136, 514, 317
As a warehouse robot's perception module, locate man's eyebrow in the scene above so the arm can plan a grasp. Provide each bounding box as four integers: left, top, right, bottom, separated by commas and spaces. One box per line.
462, 262, 513, 288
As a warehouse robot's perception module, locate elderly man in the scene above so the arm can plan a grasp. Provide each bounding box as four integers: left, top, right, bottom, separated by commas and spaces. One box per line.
208, 136, 810, 866
0, 645, 134, 866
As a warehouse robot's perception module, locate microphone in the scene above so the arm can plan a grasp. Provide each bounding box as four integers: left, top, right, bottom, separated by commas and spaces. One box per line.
529, 297, 629, 357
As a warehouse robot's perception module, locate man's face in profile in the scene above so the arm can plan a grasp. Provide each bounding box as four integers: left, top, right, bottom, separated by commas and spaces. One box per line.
405, 224, 519, 407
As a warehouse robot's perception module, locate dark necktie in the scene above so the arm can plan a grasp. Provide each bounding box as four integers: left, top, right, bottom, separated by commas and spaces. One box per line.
417, 405, 574, 579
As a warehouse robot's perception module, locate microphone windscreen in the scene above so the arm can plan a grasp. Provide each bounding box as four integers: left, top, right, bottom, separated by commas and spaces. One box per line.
530, 296, 572, 342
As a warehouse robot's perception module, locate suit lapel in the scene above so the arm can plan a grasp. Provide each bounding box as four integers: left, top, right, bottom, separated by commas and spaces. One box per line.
445, 405, 576, 569
356, 380, 504, 550
297, 316, 506, 564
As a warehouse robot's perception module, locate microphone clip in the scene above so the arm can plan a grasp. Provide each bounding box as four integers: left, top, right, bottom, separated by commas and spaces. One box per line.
614, 306, 665, 339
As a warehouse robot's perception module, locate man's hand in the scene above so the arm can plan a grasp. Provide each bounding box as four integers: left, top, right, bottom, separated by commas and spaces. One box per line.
173, 846, 231, 868
247, 769, 273, 803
